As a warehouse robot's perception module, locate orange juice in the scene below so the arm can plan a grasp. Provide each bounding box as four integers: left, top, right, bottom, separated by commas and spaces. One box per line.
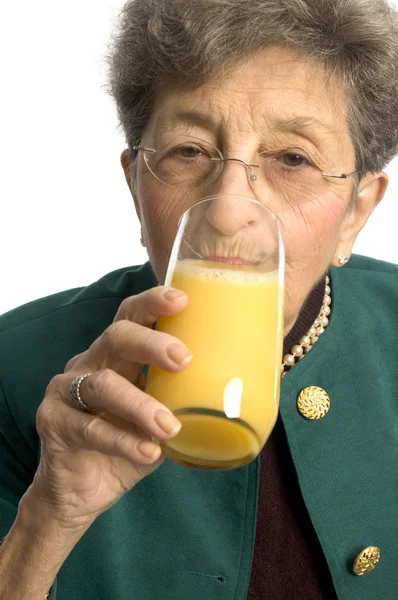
145, 259, 284, 470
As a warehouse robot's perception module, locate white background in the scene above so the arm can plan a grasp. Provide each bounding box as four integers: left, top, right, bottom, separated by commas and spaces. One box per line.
1, 0, 397, 315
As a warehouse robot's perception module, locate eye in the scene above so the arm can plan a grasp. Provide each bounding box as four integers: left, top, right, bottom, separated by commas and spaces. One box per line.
177, 146, 204, 159
280, 153, 311, 168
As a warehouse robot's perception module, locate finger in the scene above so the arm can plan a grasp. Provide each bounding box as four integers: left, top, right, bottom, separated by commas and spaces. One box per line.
38, 394, 163, 465
114, 285, 188, 327
58, 371, 182, 441
69, 286, 190, 382
92, 320, 193, 373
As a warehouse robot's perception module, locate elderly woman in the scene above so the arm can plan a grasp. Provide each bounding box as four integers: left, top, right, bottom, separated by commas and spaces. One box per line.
0, 0, 397, 599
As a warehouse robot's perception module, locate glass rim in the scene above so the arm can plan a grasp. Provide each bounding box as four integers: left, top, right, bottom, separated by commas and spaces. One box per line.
167, 194, 285, 288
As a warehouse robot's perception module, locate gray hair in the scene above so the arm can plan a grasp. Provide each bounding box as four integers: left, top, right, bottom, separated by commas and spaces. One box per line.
106, 0, 398, 174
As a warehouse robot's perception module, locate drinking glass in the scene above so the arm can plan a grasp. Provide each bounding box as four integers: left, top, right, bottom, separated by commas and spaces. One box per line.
145, 195, 284, 470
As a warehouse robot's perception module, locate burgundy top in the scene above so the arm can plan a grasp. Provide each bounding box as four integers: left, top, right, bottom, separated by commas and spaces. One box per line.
246, 277, 338, 600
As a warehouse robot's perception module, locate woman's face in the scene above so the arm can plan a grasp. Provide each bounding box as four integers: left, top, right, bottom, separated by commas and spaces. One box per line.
122, 47, 387, 335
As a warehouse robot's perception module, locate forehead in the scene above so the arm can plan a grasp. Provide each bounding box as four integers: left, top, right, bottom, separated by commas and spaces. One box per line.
149, 47, 351, 146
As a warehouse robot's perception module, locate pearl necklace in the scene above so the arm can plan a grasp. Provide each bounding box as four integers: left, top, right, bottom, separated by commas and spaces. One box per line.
281, 276, 331, 379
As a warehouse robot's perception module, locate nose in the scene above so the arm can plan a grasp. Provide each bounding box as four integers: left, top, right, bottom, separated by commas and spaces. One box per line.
204, 160, 269, 236
204, 195, 261, 236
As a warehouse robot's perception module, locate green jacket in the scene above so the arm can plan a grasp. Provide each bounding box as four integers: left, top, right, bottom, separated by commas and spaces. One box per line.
0, 255, 397, 600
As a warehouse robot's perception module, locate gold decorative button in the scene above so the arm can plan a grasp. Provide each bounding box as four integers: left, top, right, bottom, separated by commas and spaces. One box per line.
353, 546, 381, 576
297, 386, 330, 420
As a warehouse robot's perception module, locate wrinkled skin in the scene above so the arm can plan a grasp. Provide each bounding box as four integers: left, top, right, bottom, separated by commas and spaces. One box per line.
122, 46, 388, 335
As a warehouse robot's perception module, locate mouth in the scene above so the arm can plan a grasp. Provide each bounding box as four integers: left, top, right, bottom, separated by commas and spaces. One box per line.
204, 255, 259, 266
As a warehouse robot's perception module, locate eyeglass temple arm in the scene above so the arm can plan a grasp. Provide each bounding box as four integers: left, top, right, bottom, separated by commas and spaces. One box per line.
321, 170, 359, 179
211, 157, 358, 181
132, 146, 156, 153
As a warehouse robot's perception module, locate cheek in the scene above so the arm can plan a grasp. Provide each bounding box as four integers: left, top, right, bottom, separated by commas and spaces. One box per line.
279, 193, 347, 331
281, 193, 346, 267
136, 174, 193, 281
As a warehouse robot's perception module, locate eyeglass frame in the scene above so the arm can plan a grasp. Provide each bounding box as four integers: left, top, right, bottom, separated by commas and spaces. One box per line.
132, 141, 360, 186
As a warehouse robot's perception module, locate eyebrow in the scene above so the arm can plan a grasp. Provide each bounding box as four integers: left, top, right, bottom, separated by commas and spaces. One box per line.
168, 110, 217, 131
167, 110, 333, 138
273, 116, 333, 134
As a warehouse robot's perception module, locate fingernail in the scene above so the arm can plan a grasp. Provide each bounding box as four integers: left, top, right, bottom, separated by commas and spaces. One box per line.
163, 288, 187, 303
154, 410, 182, 436
137, 440, 161, 460
166, 343, 193, 366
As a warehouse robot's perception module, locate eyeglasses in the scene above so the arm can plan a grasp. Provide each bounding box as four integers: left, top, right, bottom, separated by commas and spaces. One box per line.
133, 137, 358, 204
